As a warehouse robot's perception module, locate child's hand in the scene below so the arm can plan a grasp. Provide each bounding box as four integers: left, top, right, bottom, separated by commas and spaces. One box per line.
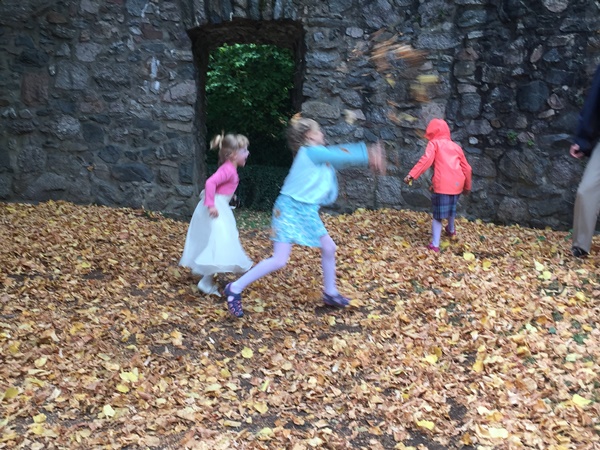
208, 206, 219, 218
403, 175, 413, 185
368, 141, 386, 175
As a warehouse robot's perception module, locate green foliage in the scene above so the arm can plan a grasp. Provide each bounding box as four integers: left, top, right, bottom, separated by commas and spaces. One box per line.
507, 130, 518, 145
208, 164, 288, 211
206, 43, 295, 168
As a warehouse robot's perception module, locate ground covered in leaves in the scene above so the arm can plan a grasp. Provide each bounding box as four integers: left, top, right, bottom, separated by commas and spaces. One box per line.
1, 201, 599, 450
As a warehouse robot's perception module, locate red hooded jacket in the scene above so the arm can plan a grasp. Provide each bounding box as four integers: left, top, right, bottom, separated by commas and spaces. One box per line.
408, 119, 472, 195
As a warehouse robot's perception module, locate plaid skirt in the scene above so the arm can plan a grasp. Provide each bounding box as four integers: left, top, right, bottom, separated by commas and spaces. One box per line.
431, 193, 459, 220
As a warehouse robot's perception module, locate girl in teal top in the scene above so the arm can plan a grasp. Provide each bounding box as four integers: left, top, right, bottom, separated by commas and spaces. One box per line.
224, 116, 386, 317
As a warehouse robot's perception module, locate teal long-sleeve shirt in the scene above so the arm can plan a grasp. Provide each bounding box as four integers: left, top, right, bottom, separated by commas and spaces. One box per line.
279, 142, 369, 205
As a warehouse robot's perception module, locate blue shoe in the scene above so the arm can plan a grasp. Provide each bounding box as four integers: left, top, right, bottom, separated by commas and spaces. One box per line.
224, 283, 243, 317
323, 292, 350, 307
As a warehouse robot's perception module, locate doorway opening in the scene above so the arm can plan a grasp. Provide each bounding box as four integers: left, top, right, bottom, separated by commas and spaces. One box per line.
188, 20, 305, 210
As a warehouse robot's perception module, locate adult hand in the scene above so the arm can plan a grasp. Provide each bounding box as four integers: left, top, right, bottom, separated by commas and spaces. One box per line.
570, 144, 585, 159
208, 206, 219, 218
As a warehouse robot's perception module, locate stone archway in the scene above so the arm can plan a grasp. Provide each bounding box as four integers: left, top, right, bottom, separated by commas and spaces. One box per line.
187, 19, 305, 191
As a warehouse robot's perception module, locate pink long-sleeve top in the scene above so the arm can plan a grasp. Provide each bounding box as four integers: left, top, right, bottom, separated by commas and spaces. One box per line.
203, 160, 239, 207
408, 119, 472, 195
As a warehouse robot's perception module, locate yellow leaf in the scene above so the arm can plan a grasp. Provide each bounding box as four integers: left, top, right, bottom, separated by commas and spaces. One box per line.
30, 423, 45, 435
254, 402, 268, 414
78, 429, 92, 439
472, 360, 484, 373
328, 316, 336, 326
103, 404, 116, 418
260, 379, 270, 392
171, 330, 183, 346
205, 383, 222, 392
482, 260, 492, 270
116, 384, 130, 393
223, 420, 242, 427
463, 252, 475, 261
32, 413, 46, 423
80, 261, 91, 268
416, 420, 435, 430
119, 371, 139, 383
3, 387, 19, 400
257, 427, 274, 438
488, 427, 508, 439
34, 357, 47, 368
572, 394, 592, 407
70, 322, 85, 335
534, 260, 544, 271
241, 347, 254, 358
575, 291, 587, 302
423, 354, 438, 365
541, 270, 552, 280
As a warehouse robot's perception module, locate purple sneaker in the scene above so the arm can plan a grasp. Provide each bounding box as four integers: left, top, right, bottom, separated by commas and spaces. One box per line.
224, 283, 243, 318
323, 292, 350, 307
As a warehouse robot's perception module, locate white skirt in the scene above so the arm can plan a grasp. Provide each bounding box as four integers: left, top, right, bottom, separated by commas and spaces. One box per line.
179, 192, 253, 276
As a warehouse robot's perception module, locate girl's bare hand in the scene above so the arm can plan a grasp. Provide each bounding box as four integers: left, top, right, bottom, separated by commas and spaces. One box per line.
208, 206, 219, 218
368, 141, 386, 175
403, 175, 413, 185
570, 143, 585, 159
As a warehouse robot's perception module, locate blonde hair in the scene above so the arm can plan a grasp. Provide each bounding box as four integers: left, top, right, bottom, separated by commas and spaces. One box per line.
286, 115, 320, 155
210, 133, 249, 165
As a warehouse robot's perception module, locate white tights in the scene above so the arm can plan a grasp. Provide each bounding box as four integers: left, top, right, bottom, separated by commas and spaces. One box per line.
229, 235, 339, 296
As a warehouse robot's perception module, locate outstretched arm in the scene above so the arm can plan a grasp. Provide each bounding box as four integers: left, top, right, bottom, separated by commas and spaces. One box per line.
305, 143, 368, 169
367, 141, 387, 175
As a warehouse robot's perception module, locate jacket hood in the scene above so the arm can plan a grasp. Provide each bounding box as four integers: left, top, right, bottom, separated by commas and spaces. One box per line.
425, 118, 451, 140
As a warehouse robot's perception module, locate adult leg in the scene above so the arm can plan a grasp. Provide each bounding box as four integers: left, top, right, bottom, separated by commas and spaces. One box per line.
573, 144, 600, 254
229, 241, 292, 293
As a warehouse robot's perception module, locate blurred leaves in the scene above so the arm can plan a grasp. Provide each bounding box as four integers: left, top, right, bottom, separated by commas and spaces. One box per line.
1, 201, 599, 449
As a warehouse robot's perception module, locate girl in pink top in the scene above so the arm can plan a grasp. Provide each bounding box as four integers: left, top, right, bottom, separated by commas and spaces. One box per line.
180, 134, 253, 295
404, 118, 472, 252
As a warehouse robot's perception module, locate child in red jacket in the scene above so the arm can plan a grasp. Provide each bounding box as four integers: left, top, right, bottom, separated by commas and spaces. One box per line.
404, 118, 472, 252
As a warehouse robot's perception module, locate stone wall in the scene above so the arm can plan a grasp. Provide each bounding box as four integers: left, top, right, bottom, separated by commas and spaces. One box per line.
1, 0, 599, 230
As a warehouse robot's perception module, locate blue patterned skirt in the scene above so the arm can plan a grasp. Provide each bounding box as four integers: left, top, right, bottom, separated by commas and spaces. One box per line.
431, 193, 460, 220
270, 194, 327, 247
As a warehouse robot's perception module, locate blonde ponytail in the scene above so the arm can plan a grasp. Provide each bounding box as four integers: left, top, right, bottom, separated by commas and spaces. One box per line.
211, 133, 249, 165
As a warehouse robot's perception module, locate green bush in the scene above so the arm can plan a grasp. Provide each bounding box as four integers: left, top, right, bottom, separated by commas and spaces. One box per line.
206, 43, 294, 168
207, 164, 288, 211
